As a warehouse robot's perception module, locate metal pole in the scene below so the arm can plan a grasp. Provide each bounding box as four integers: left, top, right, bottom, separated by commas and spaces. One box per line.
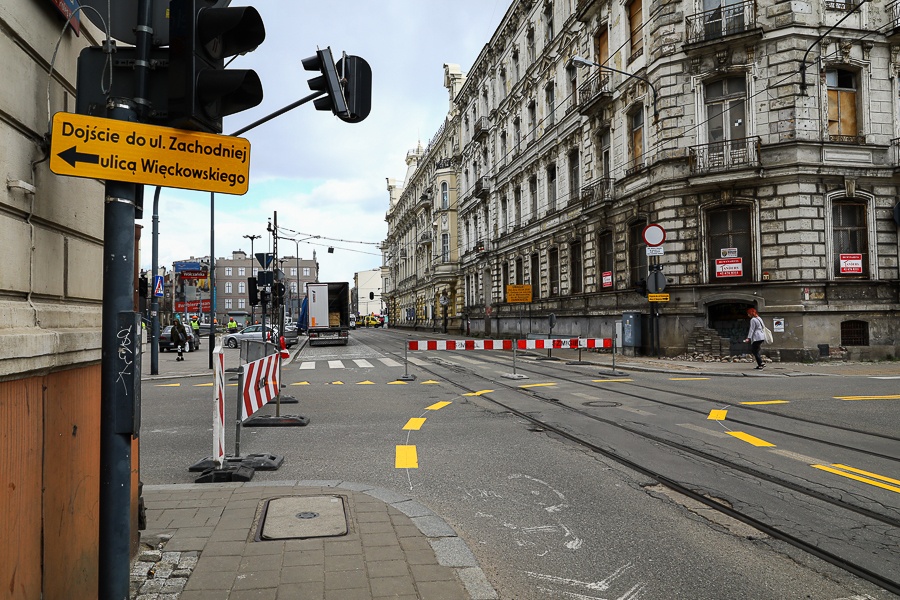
209, 192, 215, 369
235, 368, 243, 458
612, 331, 617, 372
150, 185, 161, 375
512, 342, 518, 376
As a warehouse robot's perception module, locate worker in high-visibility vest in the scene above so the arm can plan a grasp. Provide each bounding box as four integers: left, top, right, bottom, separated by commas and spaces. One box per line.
227, 318, 238, 331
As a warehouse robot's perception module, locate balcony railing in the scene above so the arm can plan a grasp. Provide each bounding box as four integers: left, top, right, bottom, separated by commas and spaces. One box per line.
580, 178, 614, 207
689, 136, 760, 174
890, 1, 900, 29
685, 0, 757, 45
828, 133, 866, 145
577, 72, 612, 114
435, 157, 452, 169
474, 176, 491, 198
473, 117, 490, 140
625, 156, 646, 177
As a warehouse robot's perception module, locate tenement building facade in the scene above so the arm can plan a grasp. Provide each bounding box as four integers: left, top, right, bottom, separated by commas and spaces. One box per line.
385, 0, 900, 359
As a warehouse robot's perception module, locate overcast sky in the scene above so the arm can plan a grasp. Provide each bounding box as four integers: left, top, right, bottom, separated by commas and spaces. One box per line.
140, 1, 508, 288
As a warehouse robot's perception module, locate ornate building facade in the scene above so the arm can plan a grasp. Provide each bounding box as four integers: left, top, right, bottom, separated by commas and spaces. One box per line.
385, 0, 900, 359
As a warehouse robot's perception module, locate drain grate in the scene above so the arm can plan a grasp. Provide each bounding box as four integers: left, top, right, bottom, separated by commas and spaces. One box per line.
258, 496, 348, 540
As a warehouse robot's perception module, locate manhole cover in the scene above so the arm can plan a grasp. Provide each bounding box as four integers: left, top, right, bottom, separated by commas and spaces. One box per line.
259, 496, 348, 540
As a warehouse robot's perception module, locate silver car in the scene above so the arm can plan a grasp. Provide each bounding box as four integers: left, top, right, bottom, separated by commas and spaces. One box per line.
222, 324, 274, 348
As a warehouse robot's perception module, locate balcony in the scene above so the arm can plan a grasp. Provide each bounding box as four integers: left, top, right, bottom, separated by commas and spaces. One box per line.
474, 176, 491, 199
625, 156, 646, 177
578, 72, 612, 116
418, 191, 432, 207
473, 117, 490, 141
435, 157, 453, 169
575, 0, 601, 22
889, 2, 900, 42
580, 178, 614, 208
828, 133, 866, 145
689, 136, 760, 174
684, 0, 761, 48
418, 232, 432, 246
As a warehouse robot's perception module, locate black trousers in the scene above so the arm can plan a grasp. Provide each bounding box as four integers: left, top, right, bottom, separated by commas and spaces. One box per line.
750, 340, 763, 367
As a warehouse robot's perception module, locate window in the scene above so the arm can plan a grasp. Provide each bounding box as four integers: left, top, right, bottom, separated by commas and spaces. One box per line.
253, 267, 259, 277
570, 241, 583, 294
529, 176, 538, 220
500, 131, 507, 163
840, 320, 869, 346
290, 281, 297, 293
512, 50, 520, 82
516, 257, 524, 284
567, 65, 578, 107
441, 182, 449, 209
568, 150, 580, 204
303, 267, 310, 277
599, 129, 611, 178
500, 67, 507, 96
527, 101, 536, 137
225, 299, 233, 309
238, 267, 245, 276
514, 186, 522, 227
832, 202, 868, 277
500, 197, 508, 234
707, 206, 752, 283
544, 3, 554, 41
549, 248, 560, 296
628, 0, 643, 63
530, 253, 541, 299
225, 267, 232, 276
290, 267, 297, 276
545, 83, 555, 126
547, 165, 557, 212
502, 262, 510, 301
238, 281, 245, 294
441, 233, 450, 262
826, 68, 860, 142
238, 299, 245, 309
598, 231, 615, 289
702, 0, 747, 40
629, 220, 648, 287
595, 27, 609, 66
225, 281, 233, 294
527, 27, 536, 62
513, 118, 521, 151
629, 109, 644, 172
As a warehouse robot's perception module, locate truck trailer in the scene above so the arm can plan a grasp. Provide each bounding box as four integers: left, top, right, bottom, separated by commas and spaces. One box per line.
306, 282, 350, 346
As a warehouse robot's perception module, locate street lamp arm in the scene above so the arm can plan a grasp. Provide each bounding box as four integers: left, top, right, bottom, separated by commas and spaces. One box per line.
569, 55, 659, 120
798, 0, 870, 95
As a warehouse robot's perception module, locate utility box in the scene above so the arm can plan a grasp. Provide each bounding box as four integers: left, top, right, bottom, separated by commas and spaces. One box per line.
622, 312, 642, 348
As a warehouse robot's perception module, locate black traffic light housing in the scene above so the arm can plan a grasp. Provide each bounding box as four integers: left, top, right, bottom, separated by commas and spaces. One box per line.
248, 277, 259, 306
302, 47, 349, 119
369, 292, 375, 300
139, 275, 149, 298
335, 55, 372, 123
168, 0, 266, 133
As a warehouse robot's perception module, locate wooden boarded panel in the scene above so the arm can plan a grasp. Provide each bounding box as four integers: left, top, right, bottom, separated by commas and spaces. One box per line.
43, 365, 101, 599
0, 377, 44, 600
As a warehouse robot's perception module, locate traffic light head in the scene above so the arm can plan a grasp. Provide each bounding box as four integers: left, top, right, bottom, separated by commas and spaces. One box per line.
302, 47, 348, 118
168, 0, 266, 133
247, 276, 259, 306
139, 276, 149, 298
335, 55, 372, 123
369, 292, 375, 300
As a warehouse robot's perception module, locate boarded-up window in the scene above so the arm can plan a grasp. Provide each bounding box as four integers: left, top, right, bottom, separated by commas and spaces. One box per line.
629, 220, 648, 286
628, 0, 643, 61
826, 69, 858, 141
630, 109, 644, 164
595, 28, 609, 66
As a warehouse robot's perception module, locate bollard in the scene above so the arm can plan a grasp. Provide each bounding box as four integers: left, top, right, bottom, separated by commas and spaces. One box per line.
398, 339, 416, 381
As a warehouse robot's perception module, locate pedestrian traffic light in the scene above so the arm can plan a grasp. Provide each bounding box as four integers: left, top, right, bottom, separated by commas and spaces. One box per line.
248, 276, 259, 306
168, 0, 266, 133
335, 55, 372, 123
301, 47, 349, 119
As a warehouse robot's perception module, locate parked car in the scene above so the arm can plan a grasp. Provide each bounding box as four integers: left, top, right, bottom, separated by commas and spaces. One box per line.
358, 315, 381, 328
280, 323, 299, 348
159, 325, 200, 352
349, 314, 357, 329
222, 324, 275, 349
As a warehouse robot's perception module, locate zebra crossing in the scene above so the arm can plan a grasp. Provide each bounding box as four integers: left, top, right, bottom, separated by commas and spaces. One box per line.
296, 357, 405, 370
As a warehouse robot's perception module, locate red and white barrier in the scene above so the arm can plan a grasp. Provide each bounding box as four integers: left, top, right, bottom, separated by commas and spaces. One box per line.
241, 353, 280, 421
213, 345, 226, 467
407, 338, 612, 351
517, 338, 612, 350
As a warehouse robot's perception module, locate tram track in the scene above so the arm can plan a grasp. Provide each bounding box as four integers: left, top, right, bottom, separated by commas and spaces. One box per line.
357, 331, 900, 596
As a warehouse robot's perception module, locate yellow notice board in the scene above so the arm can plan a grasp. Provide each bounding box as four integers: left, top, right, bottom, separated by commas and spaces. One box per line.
49, 112, 251, 194
506, 284, 533, 303
648, 293, 670, 302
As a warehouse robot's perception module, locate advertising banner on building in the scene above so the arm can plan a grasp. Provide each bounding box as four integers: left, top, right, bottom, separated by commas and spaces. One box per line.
839, 253, 863, 274
715, 257, 743, 278
176, 299, 212, 313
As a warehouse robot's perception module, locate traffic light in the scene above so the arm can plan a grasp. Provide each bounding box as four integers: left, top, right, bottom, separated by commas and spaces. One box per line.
168, 0, 266, 133
369, 292, 375, 300
248, 277, 259, 306
272, 282, 285, 305
302, 47, 348, 119
139, 275, 149, 298
335, 55, 372, 123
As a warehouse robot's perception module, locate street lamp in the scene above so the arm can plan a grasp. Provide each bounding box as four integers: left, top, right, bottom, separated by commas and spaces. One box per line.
569, 55, 658, 120
243, 234, 261, 323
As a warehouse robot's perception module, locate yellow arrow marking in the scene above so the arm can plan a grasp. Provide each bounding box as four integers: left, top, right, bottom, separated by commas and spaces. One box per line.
519, 383, 556, 388
395, 445, 418, 468
592, 379, 633, 383
291, 382, 310, 386
707, 409, 728, 421
388, 380, 408, 385
426, 401, 452, 410
670, 377, 709, 381
812, 464, 900, 494
463, 390, 493, 396
727, 431, 775, 447
741, 400, 789, 405
403, 418, 426, 431
834, 395, 900, 401
421, 380, 441, 384
357, 380, 375, 385
157, 383, 180, 387
194, 383, 214, 387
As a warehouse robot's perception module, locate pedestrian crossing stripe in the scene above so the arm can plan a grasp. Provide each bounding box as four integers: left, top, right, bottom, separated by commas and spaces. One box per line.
357, 380, 375, 385
387, 380, 408, 385
426, 401, 451, 410
403, 418, 426, 431
290, 382, 310, 386
395, 445, 418, 468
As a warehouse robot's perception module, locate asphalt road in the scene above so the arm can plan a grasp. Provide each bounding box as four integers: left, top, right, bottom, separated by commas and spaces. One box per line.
139, 330, 899, 599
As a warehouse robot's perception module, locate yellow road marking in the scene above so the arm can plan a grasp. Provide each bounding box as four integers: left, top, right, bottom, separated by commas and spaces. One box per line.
157, 383, 180, 387
519, 383, 556, 388
463, 390, 493, 396
329, 381, 344, 385
291, 382, 310, 386
421, 380, 441, 384
812, 464, 900, 494
395, 445, 418, 468
357, 380, 375, 385
707, 409, 728, 421
671, 377, 709, 381
403, 418, 426, 431
388, 380, 408, 385
426, 401, 451, 410
727, 431, 775, 447
741, 400, 789, 405
834, 395, 900, 401
227, 383, 238, 387
832, 464, 900, 486
592, 378, 633, 383
194, 383, 214, 387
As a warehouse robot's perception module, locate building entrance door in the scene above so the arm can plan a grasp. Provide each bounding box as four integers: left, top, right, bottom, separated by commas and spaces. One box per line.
707, 301, 755, 355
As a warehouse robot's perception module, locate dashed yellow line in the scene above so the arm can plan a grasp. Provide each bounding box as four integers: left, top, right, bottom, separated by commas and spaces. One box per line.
727, 431, 775, 447
403, 418, 426, 431
291, 382, 309, 386
194, 383, 214, 387
834, 395, 900, 401
387, 380, 409, 385
519, 382, 556, 388
329, 381, 344, 385
812, 464, 900, 494
156, 383, 180, 387
707, 409, 728, 421
426, 401, 452, 410
592, 378, 633, 383
741, 400, 789, 405
395, 445, 418, 468
357, 380, 375, 385
421, 380, 441, 385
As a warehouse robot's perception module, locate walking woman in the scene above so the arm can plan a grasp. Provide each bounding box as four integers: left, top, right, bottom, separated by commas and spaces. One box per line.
744, 307, 766, 369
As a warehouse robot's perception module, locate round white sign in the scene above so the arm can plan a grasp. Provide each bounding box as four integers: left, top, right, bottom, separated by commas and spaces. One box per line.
643, 223, 666, 247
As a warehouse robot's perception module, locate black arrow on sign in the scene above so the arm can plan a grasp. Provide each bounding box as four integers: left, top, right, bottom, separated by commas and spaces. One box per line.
57, 145, 100, 168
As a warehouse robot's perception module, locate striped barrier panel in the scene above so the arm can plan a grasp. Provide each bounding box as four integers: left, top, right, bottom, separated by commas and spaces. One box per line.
212, 345, 226, 467
518, 338, 612, 350
241, 353, 280, 421
408, 339, 514, 351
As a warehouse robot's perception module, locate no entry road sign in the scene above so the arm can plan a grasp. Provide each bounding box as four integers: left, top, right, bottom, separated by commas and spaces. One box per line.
49, 112, 252, 195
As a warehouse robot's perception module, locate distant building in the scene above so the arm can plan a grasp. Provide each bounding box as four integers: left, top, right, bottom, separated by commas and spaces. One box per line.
354, 268, 383, 316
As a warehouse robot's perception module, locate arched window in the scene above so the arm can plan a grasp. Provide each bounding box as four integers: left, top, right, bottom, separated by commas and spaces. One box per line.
832, 201, 868, 277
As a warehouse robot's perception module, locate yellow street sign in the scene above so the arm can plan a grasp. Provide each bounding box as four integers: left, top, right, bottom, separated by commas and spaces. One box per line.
49, 112, 251, 195
648, 293, 670, 302
507, 284, 533, 303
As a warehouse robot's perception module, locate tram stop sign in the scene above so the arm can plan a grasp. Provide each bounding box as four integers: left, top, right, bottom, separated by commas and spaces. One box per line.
647, 270, 667, 294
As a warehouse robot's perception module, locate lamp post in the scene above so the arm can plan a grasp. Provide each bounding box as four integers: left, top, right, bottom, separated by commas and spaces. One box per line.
243, 234, 261, 324
569, 55, 659, 120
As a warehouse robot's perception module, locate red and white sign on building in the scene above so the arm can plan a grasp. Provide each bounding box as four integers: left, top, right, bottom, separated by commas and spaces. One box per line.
212, 346, 226, 467
602, 271, 613, 288
715, 257, 743, 278
241, 354, 280, 421
839, 253, 863, 274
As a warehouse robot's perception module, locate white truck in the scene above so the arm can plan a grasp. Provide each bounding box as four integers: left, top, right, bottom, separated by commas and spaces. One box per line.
306, 282, 350, 346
